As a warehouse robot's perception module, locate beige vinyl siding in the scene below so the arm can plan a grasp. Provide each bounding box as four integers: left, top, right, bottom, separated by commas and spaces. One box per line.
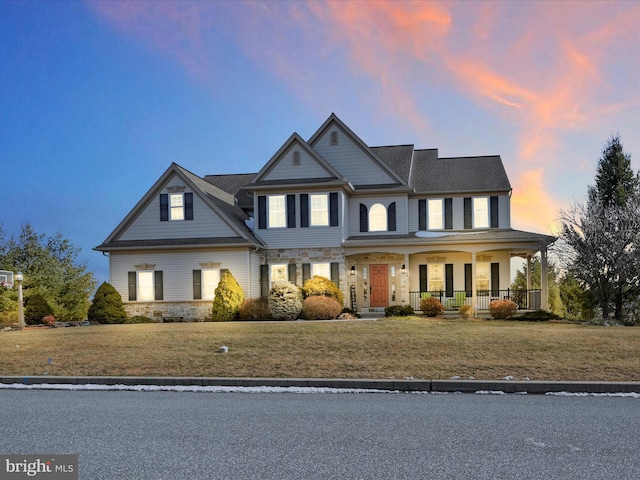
312, 127, 397, 185
261, 147, 333, 181
110, 249, 252, 302
120, 176, 237, 240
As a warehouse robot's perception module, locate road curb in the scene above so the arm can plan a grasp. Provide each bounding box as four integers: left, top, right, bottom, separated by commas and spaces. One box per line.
1, 376, 639, 394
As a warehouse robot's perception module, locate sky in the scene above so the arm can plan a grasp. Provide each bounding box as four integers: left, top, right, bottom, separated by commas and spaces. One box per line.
2, 0, 640, 285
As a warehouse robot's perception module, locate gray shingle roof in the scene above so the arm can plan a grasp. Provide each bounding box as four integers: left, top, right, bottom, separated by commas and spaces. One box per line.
370, 145, 414, 184
410, 150, 511, 193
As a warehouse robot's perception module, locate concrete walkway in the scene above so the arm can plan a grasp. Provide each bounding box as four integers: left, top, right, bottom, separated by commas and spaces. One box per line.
1, 376, 639, 394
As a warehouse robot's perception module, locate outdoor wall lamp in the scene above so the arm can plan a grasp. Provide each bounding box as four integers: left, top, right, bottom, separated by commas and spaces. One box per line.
350, 265, 356, 276
401, 264, 406, 275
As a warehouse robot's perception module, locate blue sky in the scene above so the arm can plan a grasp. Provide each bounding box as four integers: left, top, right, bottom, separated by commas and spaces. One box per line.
2, 1, 640, 284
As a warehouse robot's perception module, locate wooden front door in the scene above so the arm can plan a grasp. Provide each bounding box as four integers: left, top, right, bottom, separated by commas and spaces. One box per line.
370, 264, 388, 307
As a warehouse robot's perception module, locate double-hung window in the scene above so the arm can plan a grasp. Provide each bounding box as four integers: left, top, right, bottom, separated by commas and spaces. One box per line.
160, 192, 193, 221
311, 263, 331, 279
310, 194, 329, 226
193, 268, 220, 300
473, 197, 489, 228
268, 195, 286, 228
428, 264, 444, 292
428, 199, 443, 230
128, 270, 163, 301
476, 263, 490, 295
270, 264, 288, 284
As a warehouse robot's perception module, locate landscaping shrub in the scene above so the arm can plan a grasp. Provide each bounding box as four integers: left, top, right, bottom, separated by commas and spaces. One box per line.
459, 304, 474, 319
87, 282, 127, 324
340, 308, 360, 319
300, 296, 342, 320
302, 275, 344, 306
125, 315, 156, 324
420, 297, 444, 317
24, 293, 54, 325
515, 309, 561, 322
384, 305, 415, 317
238, 298, 272, 320
42, 315, 56, 327
211, 270, 245, 321
489, 299, 518, 319
268, 281, 302, 321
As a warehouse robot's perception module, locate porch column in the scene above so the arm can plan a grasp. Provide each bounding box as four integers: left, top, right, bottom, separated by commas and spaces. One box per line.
540, 247, 549, 311
402, 254, 409, 305
526, 255, 532, 292
471, 252, 477, 312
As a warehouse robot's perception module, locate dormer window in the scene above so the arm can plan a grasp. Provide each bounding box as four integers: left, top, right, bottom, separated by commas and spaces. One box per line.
330, 131, 338, 145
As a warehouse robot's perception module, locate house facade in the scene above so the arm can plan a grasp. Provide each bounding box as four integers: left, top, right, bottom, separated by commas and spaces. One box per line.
96, 114, 555, 321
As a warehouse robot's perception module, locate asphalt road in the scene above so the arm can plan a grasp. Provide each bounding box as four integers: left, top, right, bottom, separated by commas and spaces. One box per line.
1, 390, 638, 479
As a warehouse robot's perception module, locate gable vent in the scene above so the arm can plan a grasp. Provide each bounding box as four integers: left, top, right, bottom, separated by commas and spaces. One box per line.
293, 151, 301, 166
330, 131, 338, 145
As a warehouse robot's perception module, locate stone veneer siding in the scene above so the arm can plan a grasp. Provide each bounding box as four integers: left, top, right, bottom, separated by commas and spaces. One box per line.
124, 301, 213, 322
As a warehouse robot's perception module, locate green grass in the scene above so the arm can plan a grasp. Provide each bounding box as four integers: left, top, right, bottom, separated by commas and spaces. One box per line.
1, 318, 639, 381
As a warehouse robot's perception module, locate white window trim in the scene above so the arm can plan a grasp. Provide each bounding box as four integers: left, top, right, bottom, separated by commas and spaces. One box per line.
428, 264, 444, 292
310, 193, 329, 226
476, 262, 490, 294
428, 198, 443, 230
311, 263, 331, 279
202, 268, 220, 301
169, 193, 184, 221
137, 271, 155, 302
473, 197, 489, 229
268, 195, 286, 229
369, 203, 387, 232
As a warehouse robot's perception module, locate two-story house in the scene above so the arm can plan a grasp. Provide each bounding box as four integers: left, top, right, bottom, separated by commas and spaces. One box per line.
96, 114, 555, 321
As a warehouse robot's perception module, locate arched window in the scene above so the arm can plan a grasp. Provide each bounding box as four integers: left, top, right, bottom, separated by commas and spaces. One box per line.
369, 203, 387, 232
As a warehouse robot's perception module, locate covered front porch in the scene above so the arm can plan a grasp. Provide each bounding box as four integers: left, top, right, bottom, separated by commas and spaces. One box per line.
343, 230, 556, 314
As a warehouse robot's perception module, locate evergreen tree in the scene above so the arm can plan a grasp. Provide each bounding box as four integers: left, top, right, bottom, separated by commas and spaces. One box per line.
88, 282, 127, 324
211, 270, 245, 321
558, 135, 640, 322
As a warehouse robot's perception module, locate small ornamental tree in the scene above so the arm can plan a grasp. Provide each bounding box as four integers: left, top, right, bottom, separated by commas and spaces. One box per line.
302, 276, 344, 306
211, 270, 245, 321
268, 281, 302, 321
25, 293, 54, 325
87, 282, 127, 324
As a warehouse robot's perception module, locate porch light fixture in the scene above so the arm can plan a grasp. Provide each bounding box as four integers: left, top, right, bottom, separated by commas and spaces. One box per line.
401, 264, 406, 275
350, 265, 356, 276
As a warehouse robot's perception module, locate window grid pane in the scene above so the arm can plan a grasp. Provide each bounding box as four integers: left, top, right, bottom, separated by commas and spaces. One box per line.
138, 271, 154, 301
473, 197, 489, 228
428, 264, 444, 292
428, 199, 443, 229
170, 194, 184, 220
268, 195, 286, 228
310, 194, 329, 226
369, 203, 387, 232
477, 263, 490, 293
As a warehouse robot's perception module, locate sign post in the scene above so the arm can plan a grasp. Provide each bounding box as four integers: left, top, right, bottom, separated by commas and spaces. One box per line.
16, 272, 25, 329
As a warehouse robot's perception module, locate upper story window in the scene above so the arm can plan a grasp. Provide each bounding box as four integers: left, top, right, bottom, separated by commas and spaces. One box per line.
310, 194, 329, 226
360, 202, 396, 232
160, 193, 193, 222
473, 197, 489, 228
428, 199, 443, 229
268, 195, 286, 228
464, 196, 498, 229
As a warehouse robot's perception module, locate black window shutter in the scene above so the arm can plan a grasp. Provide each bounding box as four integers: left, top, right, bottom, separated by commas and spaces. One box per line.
288, 263, 297, 284
260, 265, 269, 297
160, 194, 169, 222
128, 272, 137, 301
419, 265, 428, 293
193, 270, 202, 300
491, 263, 500, 297
387, 202, 396, 231
360, 204, 368, 232
258, 196, 267, 229
330, 262, 339, 287
302, 263, 311, 284
154, 271, 163, 301
300, 194, 309, 228
329, 193, 338, 226
445, 198, 453, 230
464, 264, 472, 297
184, 193, 194, 220
418, 199, 426, 230
490, 196, 499, 228
464, 197, 472, 229
287, 194, 296, 228
445, 264, 454, 297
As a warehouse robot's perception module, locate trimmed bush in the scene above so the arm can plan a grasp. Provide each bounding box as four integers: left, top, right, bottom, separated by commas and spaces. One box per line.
340, 308, 360, 319
25, 293, 54, 325
268, 282, 302, 321
420, 297, 444, 317
515, 309, 561, 322
489, 299, 518, 319
384, 305, 415, 317
211, 270, 245, 321
125, 315, 156, 324
459, 304, 474, 319
42, 315, 56, 326
302, 276, 344, 306
87, 282, 127, 324
238, 298, 272, 320
301, 296, 342, 320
